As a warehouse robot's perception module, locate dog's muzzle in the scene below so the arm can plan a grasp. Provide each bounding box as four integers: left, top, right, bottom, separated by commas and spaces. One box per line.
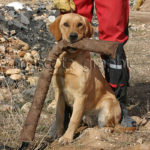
69, 32, 78, 43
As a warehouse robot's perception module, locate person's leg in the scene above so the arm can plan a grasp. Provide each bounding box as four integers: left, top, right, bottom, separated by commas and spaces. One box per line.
73, 0, 94, 22
94, 0, 136, 127
94, 0, 129, 43
102, 43, 129, 102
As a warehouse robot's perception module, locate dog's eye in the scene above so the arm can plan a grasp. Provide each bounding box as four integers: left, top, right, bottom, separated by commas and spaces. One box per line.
64, 22, 69, 27
77, 23, 83, 27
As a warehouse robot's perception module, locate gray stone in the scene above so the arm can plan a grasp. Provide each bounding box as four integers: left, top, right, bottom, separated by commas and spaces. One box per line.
0, 11, 5, 21
14, 58, 21, 68
12, 20, 28, 30
21, 61, 26, 70
20, 12, 30, 25
8, 10, 18, 18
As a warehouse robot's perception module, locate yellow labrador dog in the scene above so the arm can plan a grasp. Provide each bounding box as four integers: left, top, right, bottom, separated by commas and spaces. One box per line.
49, 13, 135, 145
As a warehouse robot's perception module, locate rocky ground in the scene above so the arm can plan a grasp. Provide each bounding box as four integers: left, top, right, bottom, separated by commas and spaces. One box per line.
0, 0, 150, 150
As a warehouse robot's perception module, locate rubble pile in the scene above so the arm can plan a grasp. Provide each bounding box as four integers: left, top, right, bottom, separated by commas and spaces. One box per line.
0, 3, 59, 58
0, 31, 42, 88
0, 3, 58, 111
0, 2, 61, 86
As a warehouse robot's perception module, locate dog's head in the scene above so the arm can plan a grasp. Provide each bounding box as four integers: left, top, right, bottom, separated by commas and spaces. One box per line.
49, 13, 93, 42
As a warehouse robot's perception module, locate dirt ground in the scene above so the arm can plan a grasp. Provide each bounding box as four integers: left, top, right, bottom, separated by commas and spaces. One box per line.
0, 0, 150, 150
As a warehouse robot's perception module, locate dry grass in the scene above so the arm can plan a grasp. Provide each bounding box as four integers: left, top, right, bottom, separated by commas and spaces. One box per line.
0, 111, 24, 147
0, 77, 54, 149
0, 103, 53, 149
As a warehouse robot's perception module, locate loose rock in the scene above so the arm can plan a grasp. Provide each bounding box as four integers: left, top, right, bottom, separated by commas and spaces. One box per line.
21, 102, 32, 113
0, 37, 5, 42
27, 76, 39, 86
10, 74, 22, 80
48, 15, 56, 23
23, 53, 34, 64
18, 51, 26, 57
137, 138, 143, 144
0, 75, 5, 81
6, 68, 21, 75
0, 45, 5, 53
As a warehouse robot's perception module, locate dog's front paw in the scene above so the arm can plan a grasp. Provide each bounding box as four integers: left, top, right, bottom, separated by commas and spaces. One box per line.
59, 136, 73, 145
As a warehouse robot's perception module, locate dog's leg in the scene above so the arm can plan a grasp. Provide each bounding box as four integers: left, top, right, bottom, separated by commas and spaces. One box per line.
98, 98, 121, 128
59, 96, 85, 145
98, 107, 109, 128
49, 92, 65, 140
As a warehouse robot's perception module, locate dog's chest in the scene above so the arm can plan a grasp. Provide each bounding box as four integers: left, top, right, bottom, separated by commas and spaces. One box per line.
63, 87, 75, 106
53, 53, 92, 107
55, 61, 87, 106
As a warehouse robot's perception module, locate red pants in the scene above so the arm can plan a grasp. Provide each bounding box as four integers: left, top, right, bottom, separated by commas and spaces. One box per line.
74, 0, 129, 43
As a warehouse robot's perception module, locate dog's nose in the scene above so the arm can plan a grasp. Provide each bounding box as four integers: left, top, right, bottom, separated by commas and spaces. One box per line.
69, 32, 78, 42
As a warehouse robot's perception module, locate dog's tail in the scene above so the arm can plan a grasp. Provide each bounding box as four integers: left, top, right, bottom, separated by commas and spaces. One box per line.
115, 124, 136, 132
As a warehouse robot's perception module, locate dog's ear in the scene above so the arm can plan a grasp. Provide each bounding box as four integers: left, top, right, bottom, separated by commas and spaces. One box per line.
84, 17, 94, 38
49, 15, 62, 41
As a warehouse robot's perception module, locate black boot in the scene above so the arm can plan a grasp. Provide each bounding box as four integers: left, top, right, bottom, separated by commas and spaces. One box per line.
102, 43, 136, 127
120, 102, 136, 127
113, 86, 136, 127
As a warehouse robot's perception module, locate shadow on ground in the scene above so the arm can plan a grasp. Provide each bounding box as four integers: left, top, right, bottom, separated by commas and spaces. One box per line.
128, 82, 150, 117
